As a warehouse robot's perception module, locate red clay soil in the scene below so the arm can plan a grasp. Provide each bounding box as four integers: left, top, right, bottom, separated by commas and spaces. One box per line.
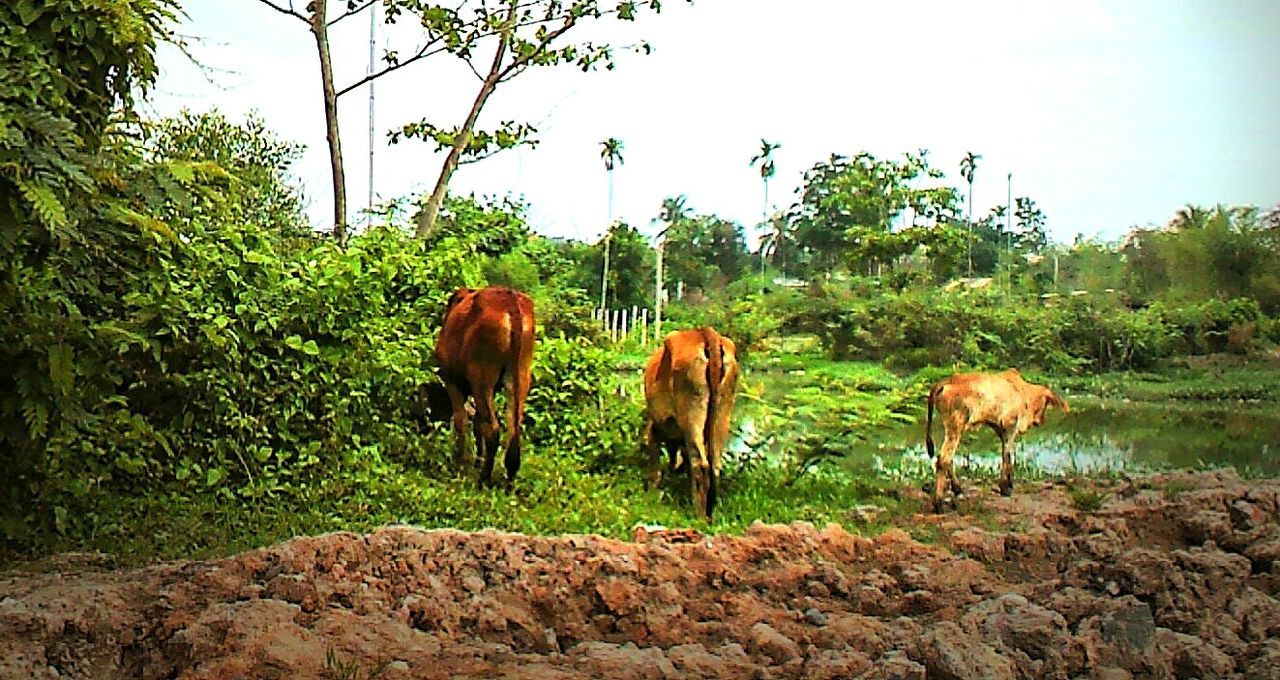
2, 469, 1279, 679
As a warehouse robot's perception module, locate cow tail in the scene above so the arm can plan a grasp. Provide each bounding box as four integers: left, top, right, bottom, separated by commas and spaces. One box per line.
925, 383, 941, 459
701, 327, 723, 514
508, 292, 525, 442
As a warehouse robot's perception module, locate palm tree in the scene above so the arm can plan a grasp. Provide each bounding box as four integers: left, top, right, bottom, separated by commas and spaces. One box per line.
1167, 204, 1208, 232
653, 195, 690, 341
749, 139, 781, 273
599, 138, 624, 310
759, 211, 791, 274
959, 152, 982, 276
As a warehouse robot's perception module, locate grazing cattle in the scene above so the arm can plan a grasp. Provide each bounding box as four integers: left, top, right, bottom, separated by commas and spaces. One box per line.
642, 327, 740, 518
434, 286, 535, 486
924, 368, 1069, 512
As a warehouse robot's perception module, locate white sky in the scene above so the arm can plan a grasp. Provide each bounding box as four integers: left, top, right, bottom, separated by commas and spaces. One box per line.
151, 0, 1280, 246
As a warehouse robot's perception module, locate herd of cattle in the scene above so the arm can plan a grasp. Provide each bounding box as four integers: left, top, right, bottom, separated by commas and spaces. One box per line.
428, 286, 1069, 517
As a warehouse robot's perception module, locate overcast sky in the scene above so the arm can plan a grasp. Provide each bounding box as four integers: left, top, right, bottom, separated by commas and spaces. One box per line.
151, 0, 1280, 246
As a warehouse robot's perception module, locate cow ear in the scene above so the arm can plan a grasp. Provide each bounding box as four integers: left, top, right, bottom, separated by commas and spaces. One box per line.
1048, 390, 1069, 413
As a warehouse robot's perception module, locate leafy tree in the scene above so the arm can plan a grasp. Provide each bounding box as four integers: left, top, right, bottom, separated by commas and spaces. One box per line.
247, 0, 687, 241
959, 151, 981, 275
572, 222, 654, 310
598, 136, 623, 308
661, 214, 749, 292
786, 150, 960, 276
399, 0, 690, 237
1014, 196, 1047, 252
147, 109, 307, 236
425, 193, 531, 257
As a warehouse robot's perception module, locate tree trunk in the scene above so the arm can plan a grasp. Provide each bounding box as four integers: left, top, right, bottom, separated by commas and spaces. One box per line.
415, 25, 509, 238
966, 181, 974, 276
654, 239, 664, 342
600, 170, 613, 309
600, 231, 611, 311
311, 1, 347, 242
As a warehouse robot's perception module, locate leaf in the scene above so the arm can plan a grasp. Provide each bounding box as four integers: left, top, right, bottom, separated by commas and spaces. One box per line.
54, 506, 68, 535
302, 340, 320, 355
285, 335, 304, 351
206, 466, 227, 486
48, 344, 74, 395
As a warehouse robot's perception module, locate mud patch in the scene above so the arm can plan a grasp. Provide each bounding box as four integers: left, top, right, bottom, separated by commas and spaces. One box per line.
1, 470, 1278, 679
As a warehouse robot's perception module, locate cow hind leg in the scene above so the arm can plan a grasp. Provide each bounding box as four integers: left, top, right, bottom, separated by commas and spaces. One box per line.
667, 438, 685, 474
444, 383, 471, 468
643, 420, 663, 490
675, 398, 713, 518
932, 426, 963, 513
502, 372, 529, 485
998, 433, 1016, 497
706, 466, 719, 519
473, 385, 501, 486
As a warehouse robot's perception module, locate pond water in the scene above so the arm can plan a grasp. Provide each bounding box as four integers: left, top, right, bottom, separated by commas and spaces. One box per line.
734, 398, 1280, 479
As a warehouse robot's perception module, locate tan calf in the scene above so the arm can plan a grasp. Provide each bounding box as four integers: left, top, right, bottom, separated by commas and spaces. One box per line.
924, 368, 1069, 512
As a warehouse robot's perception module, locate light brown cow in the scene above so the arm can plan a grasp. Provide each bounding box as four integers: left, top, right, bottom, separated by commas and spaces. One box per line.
434, 286, 535, 486
924, 368, 1069, 512
642, 327, 740, 518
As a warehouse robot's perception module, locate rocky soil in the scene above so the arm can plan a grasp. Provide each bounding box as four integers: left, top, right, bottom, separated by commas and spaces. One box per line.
2, 469, 1279, 679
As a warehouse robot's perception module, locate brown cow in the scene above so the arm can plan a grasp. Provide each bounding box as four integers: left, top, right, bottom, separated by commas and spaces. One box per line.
924, 368, 1069, 512
434, 286, 535, 486
642, 327, 740, 518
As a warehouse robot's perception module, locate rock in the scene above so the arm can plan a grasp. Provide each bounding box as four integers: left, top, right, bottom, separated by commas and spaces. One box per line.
1179, 510, 1232, 546
1100, 599, 1157, 655
802, 648, 872, 679
1151, 630, 1235, 680
917, 622, 1016, 680
569, 641, 676, 679
858, 650, 926, 680
1229, 586, 1280, 642
1244, 640, 1280, 680
1229, 499, 1268, 530
803, 607, 828, 627
949, 527, 1006, 563
749, 622, 800, 664
962, 593, 1070, 676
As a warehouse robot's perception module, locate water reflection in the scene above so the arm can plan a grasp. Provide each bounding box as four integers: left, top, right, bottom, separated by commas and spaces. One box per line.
734, 400, 1280, 478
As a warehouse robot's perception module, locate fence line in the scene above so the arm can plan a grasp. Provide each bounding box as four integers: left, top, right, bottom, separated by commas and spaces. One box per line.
594, 307, 654, 345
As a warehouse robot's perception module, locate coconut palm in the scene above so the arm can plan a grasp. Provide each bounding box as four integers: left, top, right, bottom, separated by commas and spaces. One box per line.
749, 139, 781, 272
1167, 204, 1209, 232
959, 151, 982, 276
759, 211, 792, 273
652, 195, 690, 340
599, 137, 624, 310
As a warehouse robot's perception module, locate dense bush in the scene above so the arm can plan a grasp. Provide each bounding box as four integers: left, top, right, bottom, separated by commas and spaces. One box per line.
764, 283, 1273, 373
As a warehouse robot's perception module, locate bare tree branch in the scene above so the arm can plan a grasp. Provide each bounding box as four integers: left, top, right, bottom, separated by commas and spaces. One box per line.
328, 0, 376, 26
251, 0, 308, 23
336, 42, 448, 97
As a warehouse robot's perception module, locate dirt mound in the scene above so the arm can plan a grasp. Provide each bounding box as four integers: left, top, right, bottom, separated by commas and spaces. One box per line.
3, 470, 1279, 679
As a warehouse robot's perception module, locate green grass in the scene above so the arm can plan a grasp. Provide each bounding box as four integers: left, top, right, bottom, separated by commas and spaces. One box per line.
1067, 483, 1108, 513
3, 440, 896, 567
7, 350, 1279, 568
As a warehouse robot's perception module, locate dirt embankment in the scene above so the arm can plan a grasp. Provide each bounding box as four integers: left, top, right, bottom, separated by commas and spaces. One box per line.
2, 470, 1280, 679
